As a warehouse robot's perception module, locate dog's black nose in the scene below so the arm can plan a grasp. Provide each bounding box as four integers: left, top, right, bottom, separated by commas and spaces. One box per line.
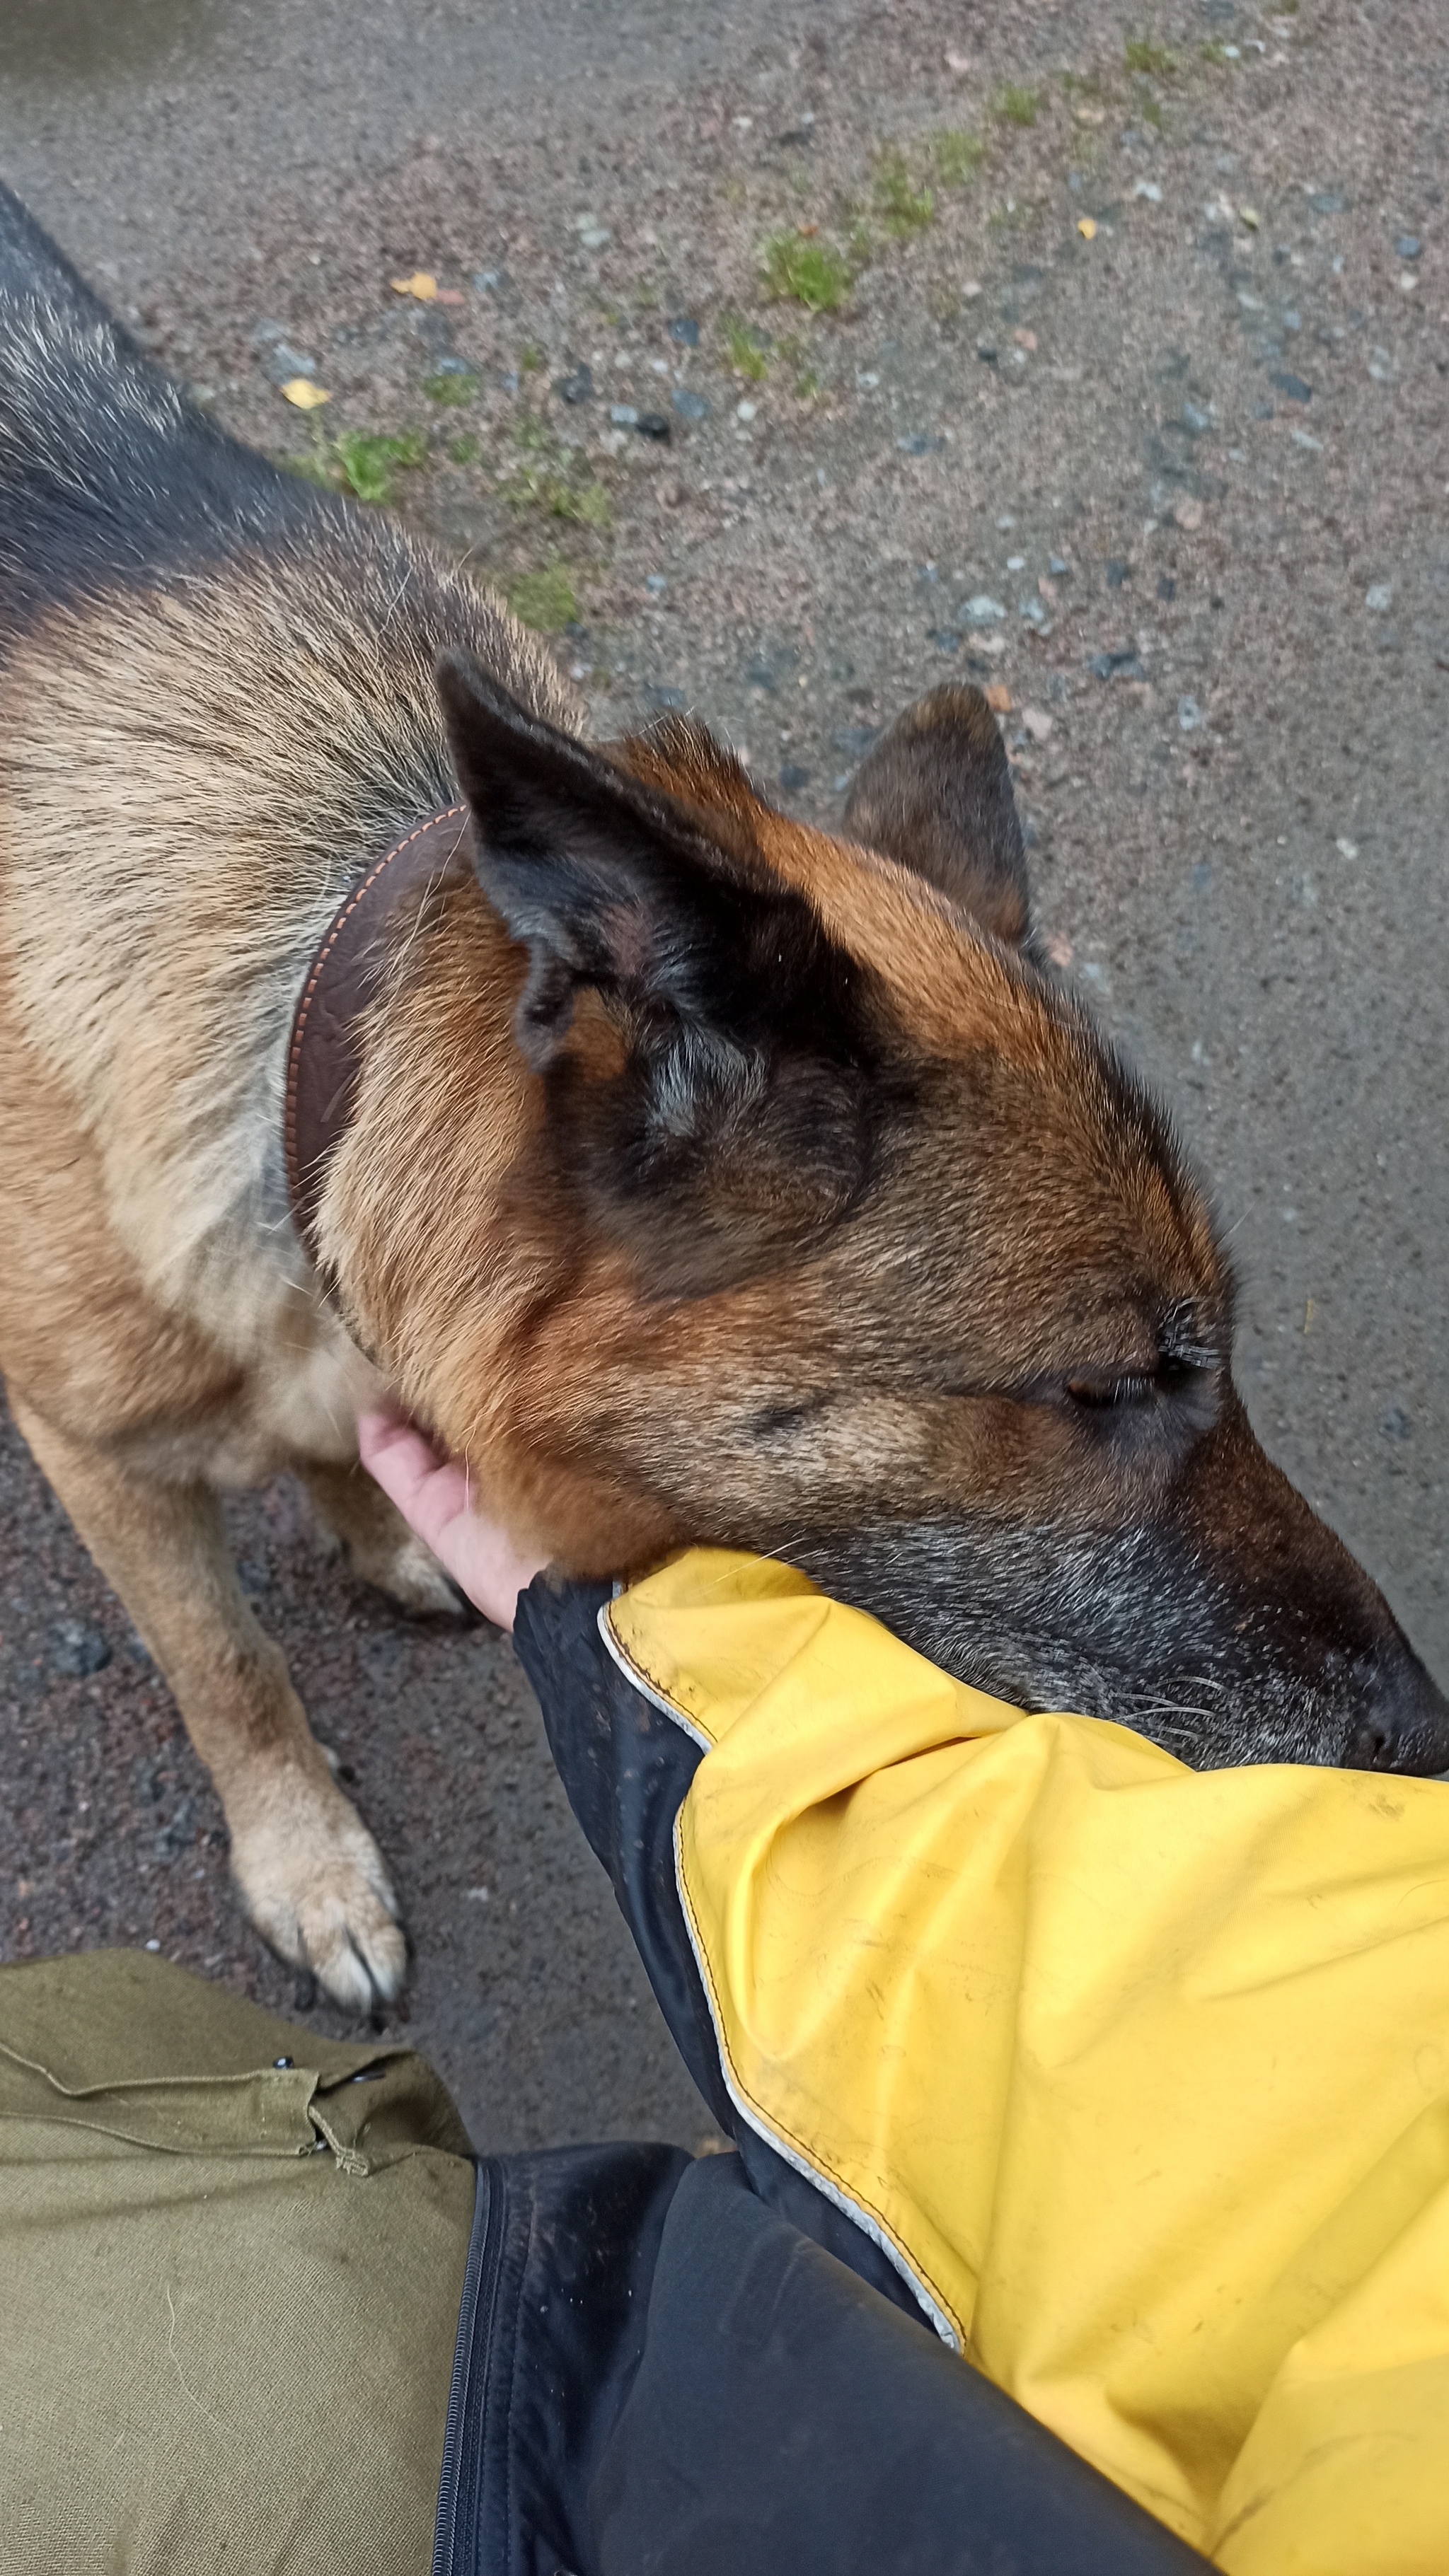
1343, 1650, 1449, 1776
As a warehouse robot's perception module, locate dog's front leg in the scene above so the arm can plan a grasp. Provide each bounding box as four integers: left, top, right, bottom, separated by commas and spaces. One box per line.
9, 1398, 407, 2011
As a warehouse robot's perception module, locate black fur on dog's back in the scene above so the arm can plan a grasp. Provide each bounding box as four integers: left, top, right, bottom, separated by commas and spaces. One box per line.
0, 179, 344, 640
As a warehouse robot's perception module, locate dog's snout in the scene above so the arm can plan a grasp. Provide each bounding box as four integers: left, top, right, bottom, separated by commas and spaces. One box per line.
1343, 1652, 1449, 1777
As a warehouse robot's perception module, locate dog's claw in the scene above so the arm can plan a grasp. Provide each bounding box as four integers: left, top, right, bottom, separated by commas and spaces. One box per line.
230, 1775, 408, 2011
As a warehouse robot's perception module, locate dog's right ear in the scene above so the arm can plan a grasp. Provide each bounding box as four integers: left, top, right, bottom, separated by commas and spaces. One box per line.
843, 684, 1031, 946
434, 649, 848, 1071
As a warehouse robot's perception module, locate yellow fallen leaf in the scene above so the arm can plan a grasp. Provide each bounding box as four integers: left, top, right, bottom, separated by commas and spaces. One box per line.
282, 378, 330, 409
391, 271, 438, 301
1077, 216, 1097, 240
1240, 206, 1260, 230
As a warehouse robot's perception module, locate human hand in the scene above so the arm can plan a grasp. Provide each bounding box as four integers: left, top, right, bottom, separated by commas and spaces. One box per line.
357, 1408, 548, 1633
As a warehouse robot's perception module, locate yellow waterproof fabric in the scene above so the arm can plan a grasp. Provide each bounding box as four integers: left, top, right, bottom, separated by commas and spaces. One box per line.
606, 1548, 1449, 2575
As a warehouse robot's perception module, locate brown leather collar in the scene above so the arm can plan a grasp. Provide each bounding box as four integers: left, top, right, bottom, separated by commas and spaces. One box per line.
284, 803, 475, 1268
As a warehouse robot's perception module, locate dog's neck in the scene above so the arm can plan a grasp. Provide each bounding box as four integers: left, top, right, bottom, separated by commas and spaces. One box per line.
284, 804, 477, 1272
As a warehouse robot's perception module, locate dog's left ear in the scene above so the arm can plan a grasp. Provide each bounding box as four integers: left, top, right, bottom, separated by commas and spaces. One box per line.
843, 684, 1031, 946
437, 650, 877, 1290
435, 649, 853, 1070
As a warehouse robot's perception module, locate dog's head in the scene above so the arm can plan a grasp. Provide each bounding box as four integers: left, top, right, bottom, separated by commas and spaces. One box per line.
424, 651, 1449, 1775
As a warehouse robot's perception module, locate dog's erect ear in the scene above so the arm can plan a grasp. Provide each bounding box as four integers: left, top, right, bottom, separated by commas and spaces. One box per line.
436, 648, 850, 1069
843, 685, 1030, 946
437, 650, 879, 1291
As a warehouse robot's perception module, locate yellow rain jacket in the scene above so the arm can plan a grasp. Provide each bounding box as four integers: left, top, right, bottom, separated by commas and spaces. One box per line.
601, 1548, 1449, 2576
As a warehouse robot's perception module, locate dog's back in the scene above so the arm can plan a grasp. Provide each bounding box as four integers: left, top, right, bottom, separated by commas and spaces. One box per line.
0, 182, 331, 638
0, 177, 574, 1367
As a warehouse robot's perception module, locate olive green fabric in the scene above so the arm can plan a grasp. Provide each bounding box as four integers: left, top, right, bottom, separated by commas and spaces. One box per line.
0, 1949, 478, 2575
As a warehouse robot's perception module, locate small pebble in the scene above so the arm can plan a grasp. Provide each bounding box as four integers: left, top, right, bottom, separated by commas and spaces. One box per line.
1006, 553, 1026, 572
1365, 583, 1393, 612
1177, 695, 1204, 732
737, 399, 758, 422
668, 316, 700, 346
780, 762, 812, 790
635, 412, 671, 441
1394, 234, 1422, 260
1048, 555, 1068, 578
976, 340, 998, 364
1336, 837, 1359, 860
611, 403, 639, 425
1270, 369, 1312, 403
960, 594, 1007, 625
672, 388, 710, 421
253, 327, 318, 387
50, 1618, 112, 1677
553, 363, 594, 405
645, 573, 668, 596
1104, 559, 1128, 589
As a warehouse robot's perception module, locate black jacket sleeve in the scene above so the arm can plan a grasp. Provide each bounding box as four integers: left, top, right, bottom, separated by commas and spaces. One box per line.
513, 1572, 926, 2321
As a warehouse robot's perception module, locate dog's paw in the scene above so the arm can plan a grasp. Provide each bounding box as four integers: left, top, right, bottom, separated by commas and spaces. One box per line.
364, 1527, 471, 1620
231, 1779, 408, 2011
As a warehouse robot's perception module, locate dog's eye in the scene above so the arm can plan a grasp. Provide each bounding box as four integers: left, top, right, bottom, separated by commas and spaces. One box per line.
1066, 1371, 1158, 1410
1065, 1354, 1206, 1412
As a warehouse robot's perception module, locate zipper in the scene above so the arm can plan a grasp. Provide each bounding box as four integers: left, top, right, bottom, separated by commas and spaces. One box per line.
430, 2159, 502, 2576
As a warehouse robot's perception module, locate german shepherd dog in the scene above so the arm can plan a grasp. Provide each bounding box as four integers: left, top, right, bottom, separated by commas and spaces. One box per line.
2, 183, 1445, 2008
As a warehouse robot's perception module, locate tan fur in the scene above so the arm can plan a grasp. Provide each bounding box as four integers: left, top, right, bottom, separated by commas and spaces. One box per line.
0, 537, 575, 2007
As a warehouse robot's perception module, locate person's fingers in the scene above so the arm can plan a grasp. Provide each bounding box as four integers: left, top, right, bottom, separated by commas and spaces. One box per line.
359, 1408, 462, 1548
357, 1408, 548, 1631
